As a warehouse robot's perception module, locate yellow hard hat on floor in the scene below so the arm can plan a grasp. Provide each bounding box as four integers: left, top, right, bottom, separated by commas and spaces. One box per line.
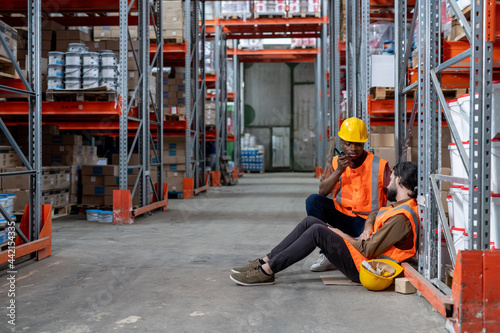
359, 259, 404, 291
338, 117, 369, 143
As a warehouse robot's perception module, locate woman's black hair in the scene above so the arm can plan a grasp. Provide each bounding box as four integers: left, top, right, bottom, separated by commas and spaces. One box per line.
393, 161, 418, 199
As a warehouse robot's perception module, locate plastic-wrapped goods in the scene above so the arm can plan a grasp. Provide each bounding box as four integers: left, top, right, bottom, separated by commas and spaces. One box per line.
227, 60, 234, 94
369, 22, 394, 54
204, 41, 215, 74
254, 0, 286, 16
221, 1, 251, 18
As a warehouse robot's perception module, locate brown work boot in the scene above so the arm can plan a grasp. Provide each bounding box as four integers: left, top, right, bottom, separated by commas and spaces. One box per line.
230, 266, 275, 286
231, 258, 261, 274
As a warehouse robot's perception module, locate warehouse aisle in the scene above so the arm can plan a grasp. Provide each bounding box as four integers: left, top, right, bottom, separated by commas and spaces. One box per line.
1, 173, 446, 332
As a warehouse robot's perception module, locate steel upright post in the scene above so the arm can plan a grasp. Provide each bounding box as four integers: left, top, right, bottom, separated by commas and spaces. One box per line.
417, 0, 440, 279
320, 0, 328, 167
28, 0, 42, 241
233, 39, 241, 169
331, 0, 341, 152
139, 0, 150, 207
119, 0, 129, 190
361, 0, 370, 147
469, 0, 492, 250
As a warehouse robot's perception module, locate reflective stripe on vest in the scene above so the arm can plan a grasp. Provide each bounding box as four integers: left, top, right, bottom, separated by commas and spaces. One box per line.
332, 152, 388, 219
341, 199, 419, 272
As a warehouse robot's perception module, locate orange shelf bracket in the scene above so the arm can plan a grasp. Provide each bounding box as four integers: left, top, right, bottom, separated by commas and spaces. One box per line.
183, 177, 194, 199
0, 204, 52, 264
211, 171, 221, 187
113, 190, 134, 224
315, 166, 323, 179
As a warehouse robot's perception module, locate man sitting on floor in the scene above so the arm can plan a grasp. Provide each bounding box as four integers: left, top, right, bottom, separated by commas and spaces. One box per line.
230, 161, 418, 286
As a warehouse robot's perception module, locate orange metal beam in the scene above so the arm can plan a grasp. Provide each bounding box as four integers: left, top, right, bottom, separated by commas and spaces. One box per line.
402, 263, 454, 318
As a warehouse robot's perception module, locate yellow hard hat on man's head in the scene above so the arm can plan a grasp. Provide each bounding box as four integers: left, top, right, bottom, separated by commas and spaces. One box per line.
338, 117, 369, 143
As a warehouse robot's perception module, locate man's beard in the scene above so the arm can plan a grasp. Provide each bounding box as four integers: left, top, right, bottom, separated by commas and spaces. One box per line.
387, 188, 397, 202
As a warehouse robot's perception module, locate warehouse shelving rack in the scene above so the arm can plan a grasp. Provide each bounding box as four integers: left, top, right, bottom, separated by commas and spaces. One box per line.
211, 8, 326, 174
184, 0, 209, 196
0, 0, 50, 263
0, 1, 167, 226
392, 0, 499, 331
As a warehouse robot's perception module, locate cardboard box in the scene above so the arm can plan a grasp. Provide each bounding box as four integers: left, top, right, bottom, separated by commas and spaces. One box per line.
82, 175, 105, 186
50, 144, 83, 155
104, 175, 139, 186
69, 194, 79, 205
81, 165, 118, 176
165, 163, 186, 171
56, 172, 71, 189
163, 136, 186, 150
57, 191, 70, 206
82, 195, 106, 206
163, 29, 184, 39
112, 153, 139, 166
0, 20, 18, 59
166, 170, 184, 178
82, 155, 98, 165
370, 133, 395, 147
44, 154, 82, 166
62, 135, 83, 146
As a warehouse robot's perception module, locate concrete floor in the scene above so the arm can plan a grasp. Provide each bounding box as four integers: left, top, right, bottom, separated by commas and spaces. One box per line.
1, 172, 446, 333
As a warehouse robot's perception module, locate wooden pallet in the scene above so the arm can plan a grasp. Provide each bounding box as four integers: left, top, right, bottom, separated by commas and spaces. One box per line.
291, 44, 317, 49
46, 86, 118, 102
52, 205, 73, 219
164, 113, 181, 121
221, 14, 252, 20
163, 37, 184, 44
254, 13, 287, 19
245, 170, 264, 174
370, 87, 468, 101
287, 12, 321, 18
0, 56, 19, 79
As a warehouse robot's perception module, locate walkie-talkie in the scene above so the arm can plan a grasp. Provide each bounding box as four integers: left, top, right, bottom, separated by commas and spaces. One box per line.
334, 147, 345, 156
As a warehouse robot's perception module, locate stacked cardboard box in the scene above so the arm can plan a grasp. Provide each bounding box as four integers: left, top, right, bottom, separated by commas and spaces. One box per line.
162, 70, 186, 109
1, 166, 71, 212
205, 101, 216, 126
94, 27, 138, 41
161, 1, 184, 41
42, 135, 98, 167
0, 19, 18, 60
56, 29, 90, 52
81, 165, 139, 206
150, 136, 186, 192
0, 146, 21, 168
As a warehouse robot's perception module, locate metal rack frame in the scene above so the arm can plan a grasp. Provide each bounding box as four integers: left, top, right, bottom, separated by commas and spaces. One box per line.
0, 0, 42, 253
330, 0, 341, 151
117, 0, 166, 220
394, 0, 494, 301
185, 0, 208, 193
232, 39, 241, 172
215, 2, 228, 171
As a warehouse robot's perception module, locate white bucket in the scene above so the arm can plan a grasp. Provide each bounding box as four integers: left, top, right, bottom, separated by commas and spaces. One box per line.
82, 52, 100, 66
98, 210, 113, 223
48, 64, 64, 78
460, 187, 470, 234
450, 185, 465, 230
448, 141, 469, 179
100, 77, 118, 90
0, 197, 7, 224
491, 193, 500, 249
82, 65, 99, 79
492, 139, 500, 193
65, 52, 82, 66
65, 65, 81, 79
452, 227, 467, 253
100, 52, 118, 67
47, 76, 64, 90
82, 77, 100, 89
67, 43, 86, 53
48, 51, 65, 65
101, 66, 117, 78
457, 93, 478, 142
86, 209, 102, 222
447, 195, 454, 228
65, 78, 81, 89
448, 99, 463, 143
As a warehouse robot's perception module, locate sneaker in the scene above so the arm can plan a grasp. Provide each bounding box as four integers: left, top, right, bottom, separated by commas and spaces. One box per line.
231, 258, 261, 274
230, 266, 275, 286
310, 253, 336, 272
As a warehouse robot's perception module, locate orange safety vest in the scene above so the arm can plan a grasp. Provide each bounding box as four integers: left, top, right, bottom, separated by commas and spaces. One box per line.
332, 152, 388, 219
342, 199, 419, 272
